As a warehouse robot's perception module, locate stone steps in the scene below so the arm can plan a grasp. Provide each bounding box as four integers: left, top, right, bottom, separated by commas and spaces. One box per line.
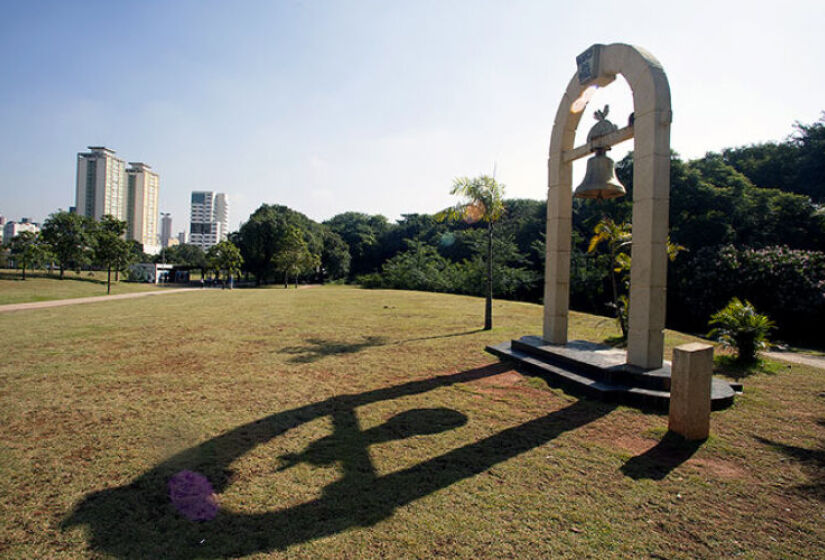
486, 336, 736, 412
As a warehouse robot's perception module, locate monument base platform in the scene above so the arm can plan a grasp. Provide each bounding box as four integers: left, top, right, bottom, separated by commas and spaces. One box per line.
486, 335, 736, 411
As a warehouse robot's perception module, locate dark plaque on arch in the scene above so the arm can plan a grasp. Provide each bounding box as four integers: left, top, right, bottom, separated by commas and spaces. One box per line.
576, 44, 602, 85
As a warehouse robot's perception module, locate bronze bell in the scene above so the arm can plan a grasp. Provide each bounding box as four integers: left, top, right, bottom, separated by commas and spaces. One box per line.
573, 147, 626, 200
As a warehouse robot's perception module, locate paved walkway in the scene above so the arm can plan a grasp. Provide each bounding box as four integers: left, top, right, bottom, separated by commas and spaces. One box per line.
764, 351, 825, 370
0, 288, 201, 313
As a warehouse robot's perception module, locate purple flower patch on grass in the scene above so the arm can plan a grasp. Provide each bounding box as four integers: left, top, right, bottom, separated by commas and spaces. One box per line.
168, 470, 218, 521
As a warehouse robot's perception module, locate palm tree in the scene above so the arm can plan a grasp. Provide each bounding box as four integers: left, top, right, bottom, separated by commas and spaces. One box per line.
588, 217, 632, 335
588, 217, 685, 339
441, 175, 505, 330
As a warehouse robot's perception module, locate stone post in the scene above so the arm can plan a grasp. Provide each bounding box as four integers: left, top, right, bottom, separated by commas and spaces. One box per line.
668, 342, 714, 440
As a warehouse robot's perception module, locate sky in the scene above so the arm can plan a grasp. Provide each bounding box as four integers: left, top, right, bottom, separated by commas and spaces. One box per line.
1, 0, 823, 235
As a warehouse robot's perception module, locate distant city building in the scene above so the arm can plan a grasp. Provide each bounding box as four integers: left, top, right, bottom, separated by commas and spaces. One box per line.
160, 213, 172, 248
177, 231, 187, 245
189, 191, 229, 250
76, 146, 162, 255
126, 162, 160, 254
214, 193, 228, 237
3, 218, 40, 241
76, 147, 127, 221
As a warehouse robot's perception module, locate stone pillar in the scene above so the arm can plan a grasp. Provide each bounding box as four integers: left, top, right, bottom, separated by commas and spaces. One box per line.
626, 108, 671, 369
543, 152, 573, 343
542, 80, 583, 345
668, 342, 714, 440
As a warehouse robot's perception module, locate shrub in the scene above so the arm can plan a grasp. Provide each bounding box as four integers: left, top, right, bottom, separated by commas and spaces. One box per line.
355, 273, 385, 289
671, 245, 825, 345
708, 298, 775, 363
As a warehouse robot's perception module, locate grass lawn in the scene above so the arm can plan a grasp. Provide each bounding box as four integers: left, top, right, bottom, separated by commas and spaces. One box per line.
0, 269, 182, 305
0, 285, 822, 559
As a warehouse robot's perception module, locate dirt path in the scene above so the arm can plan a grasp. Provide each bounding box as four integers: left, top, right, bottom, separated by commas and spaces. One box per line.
764, 351, 825, 370
0, 288, 201, 313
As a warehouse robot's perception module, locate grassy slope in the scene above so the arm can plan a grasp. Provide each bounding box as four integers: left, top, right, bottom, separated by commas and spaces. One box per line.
0, 270, 177, 305
0, 286, 822, 559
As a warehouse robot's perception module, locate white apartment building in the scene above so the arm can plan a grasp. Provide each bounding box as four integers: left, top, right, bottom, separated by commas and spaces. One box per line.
75, 146, 162, 254
76, 147, 127, 221
3, 218, 40, 242
189, 191, 229, 250
126, 162, 160, 254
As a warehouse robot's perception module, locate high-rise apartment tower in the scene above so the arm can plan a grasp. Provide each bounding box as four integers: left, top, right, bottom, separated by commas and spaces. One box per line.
76, 147, 127, 221
189, 191, 229, 250
126, 162, 160, 253
76, 147, 161, 255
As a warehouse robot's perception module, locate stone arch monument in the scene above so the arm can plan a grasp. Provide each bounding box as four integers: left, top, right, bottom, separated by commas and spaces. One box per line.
544, 43, 672, 370
488, 44, 735, 409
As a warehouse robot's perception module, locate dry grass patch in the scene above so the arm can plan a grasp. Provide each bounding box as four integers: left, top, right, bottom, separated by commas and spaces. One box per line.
0, 269, 175, 305
0, 285, 823, 559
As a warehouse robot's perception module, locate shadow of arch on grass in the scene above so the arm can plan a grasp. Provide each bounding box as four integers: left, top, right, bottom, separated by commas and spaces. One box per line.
280, 336, 390, 363
755, 435, 825, 501
279, 330, 485, 363
62, 363, 615, 558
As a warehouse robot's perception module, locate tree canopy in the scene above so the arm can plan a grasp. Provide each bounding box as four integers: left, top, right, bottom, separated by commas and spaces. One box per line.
92, 215, 131, 294
206, 240, 244, 286
234, 204, 324, 286
40, 211, 95, 279
6, 230, 48, 280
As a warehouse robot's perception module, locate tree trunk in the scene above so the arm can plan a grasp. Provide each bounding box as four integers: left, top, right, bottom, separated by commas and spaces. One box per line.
608, 248, 628, 339
283, 270, 288, 289
59, 265, 64, 280
22, 264, 26, 281
107, 265, 112, 295
484, 221, 493, 330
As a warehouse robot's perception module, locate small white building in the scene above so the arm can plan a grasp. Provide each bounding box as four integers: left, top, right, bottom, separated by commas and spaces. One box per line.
128, 263, 174, 284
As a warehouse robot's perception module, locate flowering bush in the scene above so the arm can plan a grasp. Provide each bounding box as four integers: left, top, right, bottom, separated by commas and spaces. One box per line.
672, 245, 825, 345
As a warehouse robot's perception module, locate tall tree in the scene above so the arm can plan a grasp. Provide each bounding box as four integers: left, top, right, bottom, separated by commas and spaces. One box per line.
321, 229, 351, 281
6, 230, 48, 280
236, 204, 324, 285
441, 175, 505, 330
206, 240, 244, 288
40, 211, 95, 279
236, 206, 288, 284
324, 212, 390, 278
273, 225, 319, 288
93, 215, 131, 294
791, 113, 825, 202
